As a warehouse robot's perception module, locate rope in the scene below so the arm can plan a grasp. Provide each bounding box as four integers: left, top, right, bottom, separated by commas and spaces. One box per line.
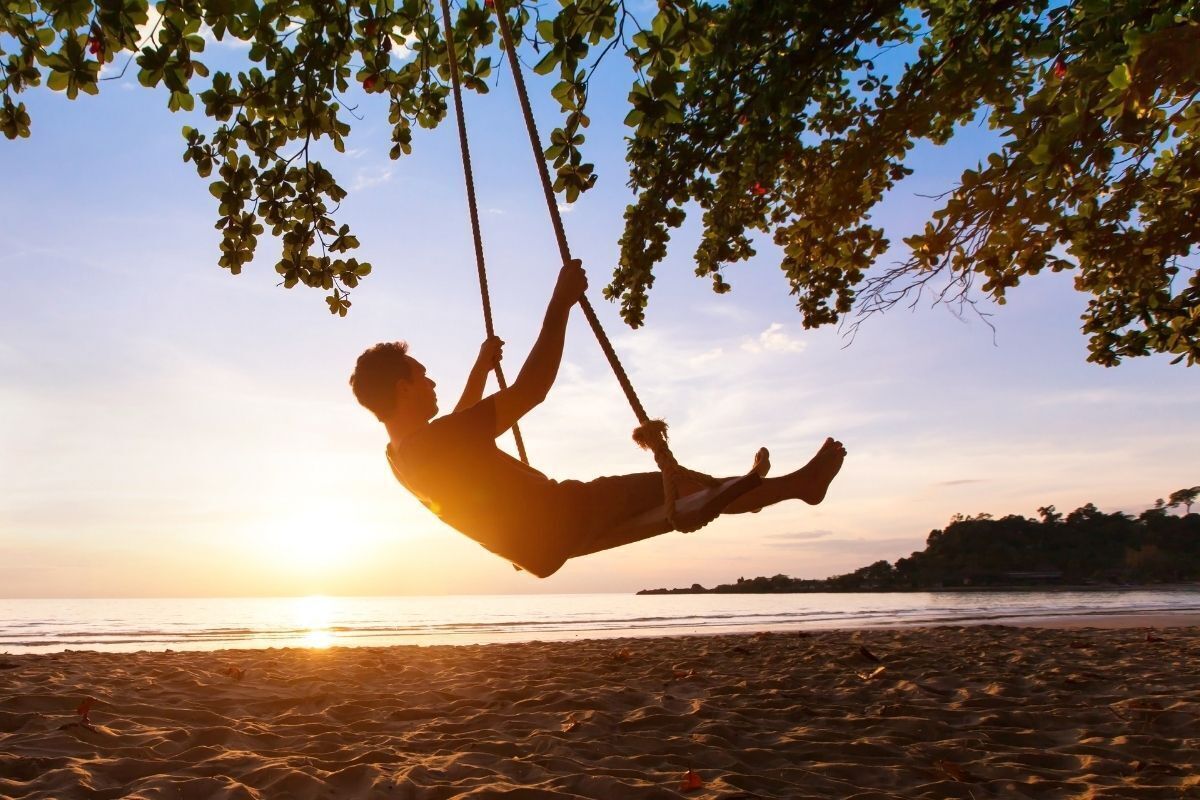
488, 0, 720, 526
490, 2, 648, 428
438, 0, 528, 465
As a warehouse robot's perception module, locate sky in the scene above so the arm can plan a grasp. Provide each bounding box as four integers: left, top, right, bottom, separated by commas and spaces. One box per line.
1, 8, 1197, 598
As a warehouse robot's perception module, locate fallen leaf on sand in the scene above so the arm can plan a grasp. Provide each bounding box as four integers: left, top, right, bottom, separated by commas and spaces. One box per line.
75, 698, 94, 723
610, 648, 633, 662
680, 769, 705, 792
1145, 631, 1164, 643
858, 666, 887, 682
224, 666, 246, 681
858, 645, 881, 663
934, 760, 975, 782
1068, 640, 1091, 649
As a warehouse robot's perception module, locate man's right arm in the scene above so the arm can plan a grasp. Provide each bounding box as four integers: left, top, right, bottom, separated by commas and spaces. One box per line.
490, 259, 587, 436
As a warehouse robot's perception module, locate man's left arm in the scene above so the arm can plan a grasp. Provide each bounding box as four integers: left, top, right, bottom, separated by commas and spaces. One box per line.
454, 336, 504, 413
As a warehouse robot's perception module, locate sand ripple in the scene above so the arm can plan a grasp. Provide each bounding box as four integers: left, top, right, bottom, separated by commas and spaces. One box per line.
2, 625, 1199, 798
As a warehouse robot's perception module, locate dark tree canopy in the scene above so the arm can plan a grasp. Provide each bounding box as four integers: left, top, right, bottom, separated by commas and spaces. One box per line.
639, 492, 1200, 593
3, 0, 1198, 364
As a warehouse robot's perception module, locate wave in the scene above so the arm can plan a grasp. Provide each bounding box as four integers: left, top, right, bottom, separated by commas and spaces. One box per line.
2, 591, 1198, 653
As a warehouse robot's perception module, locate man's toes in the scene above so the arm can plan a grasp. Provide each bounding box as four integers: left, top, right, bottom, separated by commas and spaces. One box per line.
819, 437, 843, 456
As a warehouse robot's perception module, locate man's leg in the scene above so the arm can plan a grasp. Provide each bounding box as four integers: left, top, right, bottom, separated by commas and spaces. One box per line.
567, 472, 670, 558
570, 438, 846, 558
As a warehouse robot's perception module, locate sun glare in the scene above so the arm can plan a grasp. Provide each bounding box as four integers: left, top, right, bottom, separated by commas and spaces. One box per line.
255, 502, 369, 574
293, 595, 335, 649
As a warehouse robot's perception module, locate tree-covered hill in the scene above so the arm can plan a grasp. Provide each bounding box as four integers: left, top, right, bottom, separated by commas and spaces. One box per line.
638, 489, 1200, 594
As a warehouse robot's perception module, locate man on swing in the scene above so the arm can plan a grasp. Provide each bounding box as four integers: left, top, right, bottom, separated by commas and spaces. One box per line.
350, 259, 847, 578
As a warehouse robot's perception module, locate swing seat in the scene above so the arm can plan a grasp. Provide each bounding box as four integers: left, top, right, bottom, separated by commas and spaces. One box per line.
605, 452, 766, 541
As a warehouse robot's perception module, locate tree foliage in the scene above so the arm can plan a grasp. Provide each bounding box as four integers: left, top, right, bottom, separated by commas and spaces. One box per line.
3, 0, 1198, 363
617, 0, 1200, 365
1168, 485, 1200, 512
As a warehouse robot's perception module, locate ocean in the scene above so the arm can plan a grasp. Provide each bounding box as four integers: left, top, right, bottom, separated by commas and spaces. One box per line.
2, 589, 1198, 654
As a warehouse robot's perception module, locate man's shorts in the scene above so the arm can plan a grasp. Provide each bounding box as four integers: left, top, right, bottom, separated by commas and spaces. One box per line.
502, 472, 666, 572
569, 471, 666, 540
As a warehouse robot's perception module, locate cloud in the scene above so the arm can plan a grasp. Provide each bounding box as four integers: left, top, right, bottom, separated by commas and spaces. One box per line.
686, 347, 724, 368
351, 167, 394, 191
200, 23, 252, 48
1033, 388, 1192, 409
557, 203, 575, 214
938, 478, 984, 486
762, 535, 925, 558
694, 301, 751, 322
763, 529, 834, 542
592, 323, 859, 466
741, 322, 806, 354
390, 40, 415, 62
137, 6, 164, 44
98, 58, 121, 79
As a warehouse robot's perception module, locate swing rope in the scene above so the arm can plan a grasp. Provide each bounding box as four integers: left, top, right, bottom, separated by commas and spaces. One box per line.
437, 0, 528, 465
439, 0, 721, 530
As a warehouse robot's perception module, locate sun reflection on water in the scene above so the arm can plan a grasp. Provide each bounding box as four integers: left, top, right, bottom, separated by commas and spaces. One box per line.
294, 595, 335, 649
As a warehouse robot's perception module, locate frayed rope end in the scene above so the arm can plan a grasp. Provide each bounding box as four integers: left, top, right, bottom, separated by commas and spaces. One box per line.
632, 419, 669, 451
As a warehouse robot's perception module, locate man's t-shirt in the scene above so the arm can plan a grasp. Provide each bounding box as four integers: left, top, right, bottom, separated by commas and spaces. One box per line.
386, 397, 587, 563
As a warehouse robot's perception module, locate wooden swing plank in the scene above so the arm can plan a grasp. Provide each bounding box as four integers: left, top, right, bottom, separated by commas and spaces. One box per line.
605, 467, 764, 541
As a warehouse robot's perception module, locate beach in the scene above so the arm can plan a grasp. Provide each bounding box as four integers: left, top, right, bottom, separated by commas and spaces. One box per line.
2, 621, 1199, 799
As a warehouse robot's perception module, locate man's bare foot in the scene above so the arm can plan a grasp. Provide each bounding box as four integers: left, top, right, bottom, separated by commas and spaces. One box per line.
752, 447, 771, 478
744, 448, 771, 512
790, 437, 847, 505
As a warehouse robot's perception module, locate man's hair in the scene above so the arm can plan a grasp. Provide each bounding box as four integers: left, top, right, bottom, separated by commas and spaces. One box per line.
350, 341, 412, 421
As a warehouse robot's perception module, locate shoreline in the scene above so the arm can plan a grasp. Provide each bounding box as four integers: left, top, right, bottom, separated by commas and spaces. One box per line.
3, 623, 1198, 799
4, 609, 1200, 657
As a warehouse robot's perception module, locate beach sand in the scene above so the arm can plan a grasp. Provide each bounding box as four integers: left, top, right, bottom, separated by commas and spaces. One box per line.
2, 623, 1199, 799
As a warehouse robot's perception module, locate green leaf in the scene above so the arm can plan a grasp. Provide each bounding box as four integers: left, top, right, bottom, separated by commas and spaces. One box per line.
1107, 63, 1131, 89
533, 50, 559, 75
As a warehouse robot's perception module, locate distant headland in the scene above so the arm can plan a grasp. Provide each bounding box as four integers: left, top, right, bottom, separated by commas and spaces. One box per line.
638, 491, 1200, 595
